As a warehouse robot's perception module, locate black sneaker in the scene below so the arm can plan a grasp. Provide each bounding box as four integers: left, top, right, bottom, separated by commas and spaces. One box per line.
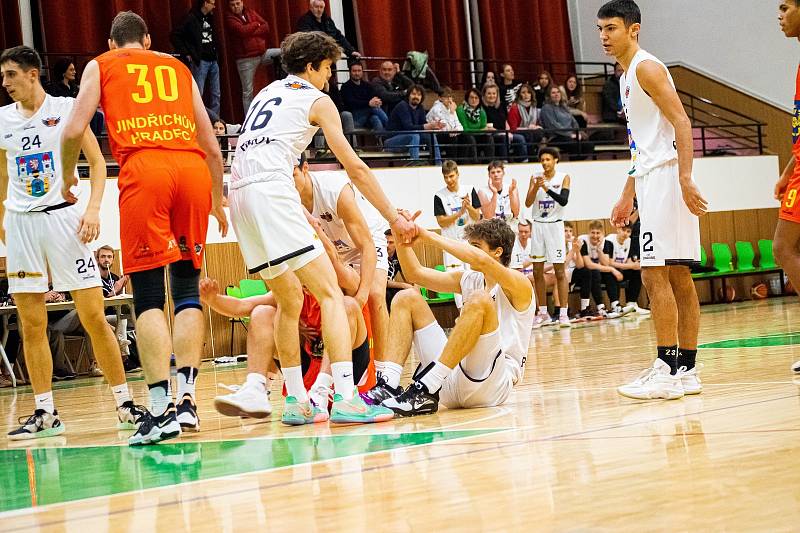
359, 376, 402, 406
176, 394, 200, 432
579, 308, 594, 319
128, 404, 181, 446
381, 381, 439, 417
8, 409, 66, 440
53, 369, 76, 381
117, 400, 148, 430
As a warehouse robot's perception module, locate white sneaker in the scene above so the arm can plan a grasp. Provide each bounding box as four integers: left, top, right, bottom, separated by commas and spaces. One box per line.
605, 305, 622, 319
617, 359, 684, 400
632, 304, 651, 316
678, 363, 703, 395
533, 312, 552, 329
214, 383, 272, 419
620, 303, 636, 316
558, 315, 572, 328
792, 359, 800, 373
309, 384, 333, 412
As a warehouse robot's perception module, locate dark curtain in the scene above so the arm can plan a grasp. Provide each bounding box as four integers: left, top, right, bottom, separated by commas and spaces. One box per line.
355, 0, 470, 90
0, 1, 22, 106
478, 0, 575, 87
39, 0, 314, 122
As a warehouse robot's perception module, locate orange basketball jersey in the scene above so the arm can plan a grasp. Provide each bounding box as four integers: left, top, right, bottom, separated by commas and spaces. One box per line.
95, 48, 205, 167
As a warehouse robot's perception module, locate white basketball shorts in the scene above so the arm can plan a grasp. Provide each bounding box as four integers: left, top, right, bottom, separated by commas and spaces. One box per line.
4, 206, 102, 293
635, 160, 701, 267
531, 220, 566, 264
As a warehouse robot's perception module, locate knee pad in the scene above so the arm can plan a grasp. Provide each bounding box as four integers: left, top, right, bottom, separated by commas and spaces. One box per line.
170, 260, 202, 314
130, 267, 166, 315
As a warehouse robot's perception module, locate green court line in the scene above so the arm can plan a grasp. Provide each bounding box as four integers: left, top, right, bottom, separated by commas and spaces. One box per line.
699, 332, 800, 349
0, 428, 501, 513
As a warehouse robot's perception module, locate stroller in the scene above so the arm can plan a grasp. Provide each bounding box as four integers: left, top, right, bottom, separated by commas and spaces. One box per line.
402, 51, 442, 94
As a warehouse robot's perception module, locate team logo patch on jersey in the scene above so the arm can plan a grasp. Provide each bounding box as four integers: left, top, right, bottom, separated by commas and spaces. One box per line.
793, 101, 800, 145
16, 152, 55, 198
42, 116, 61, 127
285, 81, 311, 90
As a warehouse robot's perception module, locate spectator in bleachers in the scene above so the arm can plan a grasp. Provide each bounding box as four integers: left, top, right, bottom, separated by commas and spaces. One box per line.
427, 87, 476, 162
226, 0, 281, 114
340, 61, 388, 132
562, 74, 589, 128
602, 62, 626, 124
45, 58, 78, 98
534, 71, 553, 108
498, 63, 523, 109
507, 83, 544, 154
478, 160, 520, 228
457, 87, 494, 162
213, 118, 229, 154
482, 83, 527, 162
171, 0, 221, 117
540, 85, 593, 160
385, 84, 442, 163
480, 70, 496, 90
297, 0, 360, 59
372, 61, 413, 115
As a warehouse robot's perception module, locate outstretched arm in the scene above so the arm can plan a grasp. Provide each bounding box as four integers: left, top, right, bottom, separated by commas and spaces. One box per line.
396, 240, 462, 294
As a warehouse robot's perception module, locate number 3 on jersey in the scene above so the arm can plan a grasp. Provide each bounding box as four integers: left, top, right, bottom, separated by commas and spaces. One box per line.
126, 64, 179, 104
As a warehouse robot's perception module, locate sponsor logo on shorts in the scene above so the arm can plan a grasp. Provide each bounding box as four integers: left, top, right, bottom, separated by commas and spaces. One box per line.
42, 116, 61, 127
642, 252, 657, 261
3, 133, 11, 139
178, 237, 189, 253
8, 270, 44, 279
167, 239, 177, 251
194, 243, 203, 255
135, 243, 159, 259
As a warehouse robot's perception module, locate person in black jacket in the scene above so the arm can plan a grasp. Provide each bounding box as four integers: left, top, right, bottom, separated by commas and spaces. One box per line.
340, 62, 387, 132
171, 0, 221, 116
45, 58, 78, 98
296, 0, 360, 59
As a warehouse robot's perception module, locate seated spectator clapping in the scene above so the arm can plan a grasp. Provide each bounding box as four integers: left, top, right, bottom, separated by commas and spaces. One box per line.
427, 87, 476, 163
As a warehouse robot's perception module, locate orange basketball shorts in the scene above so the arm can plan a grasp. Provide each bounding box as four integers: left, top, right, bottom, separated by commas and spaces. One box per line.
118, 149, 212, 273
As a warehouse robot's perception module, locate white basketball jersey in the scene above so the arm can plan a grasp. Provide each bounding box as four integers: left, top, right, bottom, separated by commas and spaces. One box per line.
0, 95, 74, 213
620, 49, 678, 177
310, 170, 388, 265
579, 234, 605, 264
459, 270, 535, 384
605, 235, 631, 264
481, 183, 514, 221
531, 172, 566, 222
509, 237, 531, 270
435, 184, 474, 241
231, 75, 326, 189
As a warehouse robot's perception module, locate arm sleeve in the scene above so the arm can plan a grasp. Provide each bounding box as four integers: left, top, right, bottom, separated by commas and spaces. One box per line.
433, 195, 446, 216
546, 187, 570, 206
471, 188, 482, 208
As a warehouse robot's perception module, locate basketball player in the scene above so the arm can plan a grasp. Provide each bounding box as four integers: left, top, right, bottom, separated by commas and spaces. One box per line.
525, 147, 571, 327
372, 218, 535, 416
775, 1, 800, 373
606, 224, 649, 314
599, 0, 707, 399
479, 160, 520, 228
61, 12, 229, 445
1, 46, 143, 440
227, 31, 413, 425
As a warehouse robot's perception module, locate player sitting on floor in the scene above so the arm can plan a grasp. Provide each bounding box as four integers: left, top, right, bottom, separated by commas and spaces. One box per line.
364, 218, 535, 417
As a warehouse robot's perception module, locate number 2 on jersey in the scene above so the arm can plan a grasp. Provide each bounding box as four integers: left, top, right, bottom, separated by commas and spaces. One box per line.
126, 64, 179, 104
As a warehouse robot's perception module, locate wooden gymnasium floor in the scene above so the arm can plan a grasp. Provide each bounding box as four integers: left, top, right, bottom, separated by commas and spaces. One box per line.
1, 297, 800, 532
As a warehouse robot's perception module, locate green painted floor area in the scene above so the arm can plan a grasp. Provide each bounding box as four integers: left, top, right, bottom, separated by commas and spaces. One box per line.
699, 332, 800, 349
0, 429, 500, 513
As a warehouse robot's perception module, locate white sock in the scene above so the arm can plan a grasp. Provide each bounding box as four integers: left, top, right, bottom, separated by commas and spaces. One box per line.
111, 383, 132, 407
311, 371, 334, 392
282, 366, 309, 402
419, 361, 451, 393
176, 367, 198, 400
539, 305, 548, 315
381, 361, 403, 389
35, 391, 55, 414
245, 373, 267, 393
560, 307, 569, 317
148, 382, 170, 417
580, 298, 590, 310
597, 303, 606, 310
331, 361, 355, 400
374, 360, 387, 377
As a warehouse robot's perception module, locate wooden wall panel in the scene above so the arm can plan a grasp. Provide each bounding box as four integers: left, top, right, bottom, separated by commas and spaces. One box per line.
668, 66, 792, 168
201, 242, 250, 358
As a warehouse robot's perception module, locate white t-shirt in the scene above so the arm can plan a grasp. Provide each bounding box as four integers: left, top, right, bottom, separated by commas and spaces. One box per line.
231, 75, 326, 189
481, 182, 516, 222
0, 95, 75, 213
310, 170, 388, 266
605, 235, 631, 264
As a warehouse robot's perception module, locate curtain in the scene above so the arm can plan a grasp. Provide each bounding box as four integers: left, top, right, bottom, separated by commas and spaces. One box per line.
39, 0, 313, 122
355, 0, 470, 90
0, 1, 22, 50
477, 0, 575, 87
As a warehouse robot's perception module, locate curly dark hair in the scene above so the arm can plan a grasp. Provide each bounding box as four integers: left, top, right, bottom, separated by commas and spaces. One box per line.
281, 31, 341, 75
463, 218, 516, 267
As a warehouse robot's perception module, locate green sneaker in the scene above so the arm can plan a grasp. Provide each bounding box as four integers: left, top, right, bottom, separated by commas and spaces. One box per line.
281, 396, 328, 426
330, 389, 395, 424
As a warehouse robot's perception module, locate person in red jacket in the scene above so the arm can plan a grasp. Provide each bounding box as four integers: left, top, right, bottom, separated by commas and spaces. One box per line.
225, 0, 281, 114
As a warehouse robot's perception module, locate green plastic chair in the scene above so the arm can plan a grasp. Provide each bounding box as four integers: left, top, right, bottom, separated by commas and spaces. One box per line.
734, 241, 756, 271
428, 264, 455, 303
711, 243, 734, 274
239, 279, 268, 298
758, 239, 778, 269
226, 285, 242, 298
